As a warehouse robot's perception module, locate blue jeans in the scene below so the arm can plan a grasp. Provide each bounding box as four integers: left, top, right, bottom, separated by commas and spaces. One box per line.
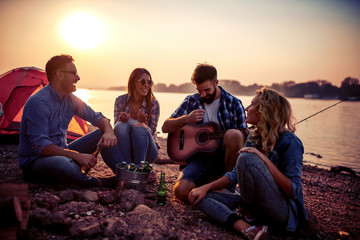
197, 152, 289, 227
197, 191, 242, 225
113, 121, 158, 165
23, 129, 122, 187
236, 152, 289, 225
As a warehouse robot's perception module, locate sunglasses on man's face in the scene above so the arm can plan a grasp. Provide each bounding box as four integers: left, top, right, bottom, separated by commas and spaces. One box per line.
138, 78, 153, 86
61, 71, 78, 77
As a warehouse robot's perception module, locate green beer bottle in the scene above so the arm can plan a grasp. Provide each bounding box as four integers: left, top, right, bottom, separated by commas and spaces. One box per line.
120, 161, 127, 170
129, 163, 136, 171
139, 161, 146, 172
81, 144, 102, 174
157, 172, 166, 206
145, 163, 153, 173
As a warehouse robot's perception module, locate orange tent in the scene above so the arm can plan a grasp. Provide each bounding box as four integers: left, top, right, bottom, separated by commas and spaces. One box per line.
0, 67, 88, 143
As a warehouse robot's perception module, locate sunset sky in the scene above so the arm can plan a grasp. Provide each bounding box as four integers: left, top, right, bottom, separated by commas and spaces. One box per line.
1, 0, 359, 89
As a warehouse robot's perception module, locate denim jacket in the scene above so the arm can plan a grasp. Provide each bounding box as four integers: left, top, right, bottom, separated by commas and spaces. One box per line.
225, 131, 307, 232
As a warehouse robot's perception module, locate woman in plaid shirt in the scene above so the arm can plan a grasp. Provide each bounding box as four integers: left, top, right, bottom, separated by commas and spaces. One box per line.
113, 68, 160, 165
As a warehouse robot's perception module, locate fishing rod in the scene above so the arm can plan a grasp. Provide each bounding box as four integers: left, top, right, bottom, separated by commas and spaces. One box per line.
295, 94, 360, 125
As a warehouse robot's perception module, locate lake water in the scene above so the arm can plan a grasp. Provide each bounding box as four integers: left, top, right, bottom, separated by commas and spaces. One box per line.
75, 89, 360, 172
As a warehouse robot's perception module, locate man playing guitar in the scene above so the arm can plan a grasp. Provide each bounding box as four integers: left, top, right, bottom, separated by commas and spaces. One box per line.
162, 64, 247, 203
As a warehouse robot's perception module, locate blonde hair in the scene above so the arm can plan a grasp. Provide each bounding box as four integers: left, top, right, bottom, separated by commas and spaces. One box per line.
250, 87, 296, 152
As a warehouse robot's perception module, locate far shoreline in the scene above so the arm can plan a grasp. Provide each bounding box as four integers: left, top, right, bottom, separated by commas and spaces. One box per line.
82, 87, 355, 101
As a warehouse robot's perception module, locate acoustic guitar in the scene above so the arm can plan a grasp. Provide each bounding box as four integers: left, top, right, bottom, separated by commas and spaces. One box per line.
167, 122, 225, 162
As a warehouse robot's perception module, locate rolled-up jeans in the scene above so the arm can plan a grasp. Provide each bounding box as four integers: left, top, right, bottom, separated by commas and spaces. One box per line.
112, 121, 158, 165
197, 152, 289, 227
22, 129, 122, 187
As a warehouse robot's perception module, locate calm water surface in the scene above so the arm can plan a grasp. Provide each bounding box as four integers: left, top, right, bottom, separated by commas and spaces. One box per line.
75, 89, 360, 172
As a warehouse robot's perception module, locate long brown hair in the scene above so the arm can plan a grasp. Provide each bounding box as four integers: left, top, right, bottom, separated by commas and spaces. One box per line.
250, 87, 296, 152
127, 68, 156, 120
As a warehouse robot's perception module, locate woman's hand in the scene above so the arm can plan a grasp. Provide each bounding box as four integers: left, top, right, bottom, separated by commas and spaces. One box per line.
239, 147, 266, 161
188, 185, 209, 206
137, 110, 148, 123
118, 112, 130, 122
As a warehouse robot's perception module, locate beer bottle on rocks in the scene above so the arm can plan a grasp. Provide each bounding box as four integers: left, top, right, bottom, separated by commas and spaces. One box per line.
157, 172, 166, 206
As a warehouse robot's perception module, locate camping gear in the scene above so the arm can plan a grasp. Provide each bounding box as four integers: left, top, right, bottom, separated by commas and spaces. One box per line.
0, 67, 88, 142
115, 163, 150, 194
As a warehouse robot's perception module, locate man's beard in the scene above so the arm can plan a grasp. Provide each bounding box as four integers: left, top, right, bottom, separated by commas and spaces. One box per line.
202, 85, 217, 104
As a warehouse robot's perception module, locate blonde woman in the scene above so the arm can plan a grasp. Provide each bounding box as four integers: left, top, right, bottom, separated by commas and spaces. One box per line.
189, 87, 307, 240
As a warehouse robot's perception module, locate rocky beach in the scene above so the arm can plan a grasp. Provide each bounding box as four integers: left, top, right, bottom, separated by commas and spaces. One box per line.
0, 136, 359, 240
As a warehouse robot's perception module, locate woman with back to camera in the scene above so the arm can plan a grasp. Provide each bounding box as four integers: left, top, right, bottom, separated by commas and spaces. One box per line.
113, 68, 159, 166
189, 87, 307, 240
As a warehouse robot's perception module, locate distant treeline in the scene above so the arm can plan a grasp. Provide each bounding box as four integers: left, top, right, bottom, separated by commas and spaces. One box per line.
108, 76, 360, 100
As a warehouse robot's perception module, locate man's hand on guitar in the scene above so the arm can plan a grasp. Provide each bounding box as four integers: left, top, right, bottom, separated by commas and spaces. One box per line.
188, 185, 209, 206
187, 109, 205, 123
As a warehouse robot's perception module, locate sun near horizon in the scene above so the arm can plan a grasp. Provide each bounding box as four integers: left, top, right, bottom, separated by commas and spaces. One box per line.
61, 12, 106, 50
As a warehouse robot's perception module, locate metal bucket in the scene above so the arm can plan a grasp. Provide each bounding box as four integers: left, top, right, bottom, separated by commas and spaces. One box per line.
115, 164, 150, 193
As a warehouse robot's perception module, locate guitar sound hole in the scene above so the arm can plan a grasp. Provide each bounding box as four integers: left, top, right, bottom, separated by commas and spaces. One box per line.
195, 129, 210, 146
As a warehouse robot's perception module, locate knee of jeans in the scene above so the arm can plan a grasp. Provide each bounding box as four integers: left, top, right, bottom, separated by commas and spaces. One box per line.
114, 122, 130, 135
132, 126, 149, 138
91, 128, 104, 138
132, 121, 147, 128
236, 152, 262, 173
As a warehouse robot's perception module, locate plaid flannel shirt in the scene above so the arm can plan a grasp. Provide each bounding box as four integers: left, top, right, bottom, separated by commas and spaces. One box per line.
171, 86, 247, 131
114, 94, 160, 141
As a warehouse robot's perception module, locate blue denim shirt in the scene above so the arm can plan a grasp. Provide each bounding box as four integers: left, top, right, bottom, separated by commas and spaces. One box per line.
171, 86, 247, 130
225, 131, 307, 232
18, 85, 105, 168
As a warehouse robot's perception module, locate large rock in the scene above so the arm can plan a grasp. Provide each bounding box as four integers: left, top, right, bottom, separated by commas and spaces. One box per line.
119, 189, 144, 212
101, 217, 129, 237
82, 190, 99, 202
29, 207, 52, 226
98, 190, 116, 205
50, 211, 72, 226
69, 216, 102, 237
29, 208, 72, 228
58, 190, 75, 203
125, 204, 169, 239
34, 192, 60, 210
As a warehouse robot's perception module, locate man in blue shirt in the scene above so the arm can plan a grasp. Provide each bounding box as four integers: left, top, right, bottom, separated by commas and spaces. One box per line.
162, 64, 247, 202
18, 54, 120, 187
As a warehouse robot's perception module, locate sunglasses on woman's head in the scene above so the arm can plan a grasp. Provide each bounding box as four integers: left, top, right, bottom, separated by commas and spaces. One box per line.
138, 78, 153, 86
